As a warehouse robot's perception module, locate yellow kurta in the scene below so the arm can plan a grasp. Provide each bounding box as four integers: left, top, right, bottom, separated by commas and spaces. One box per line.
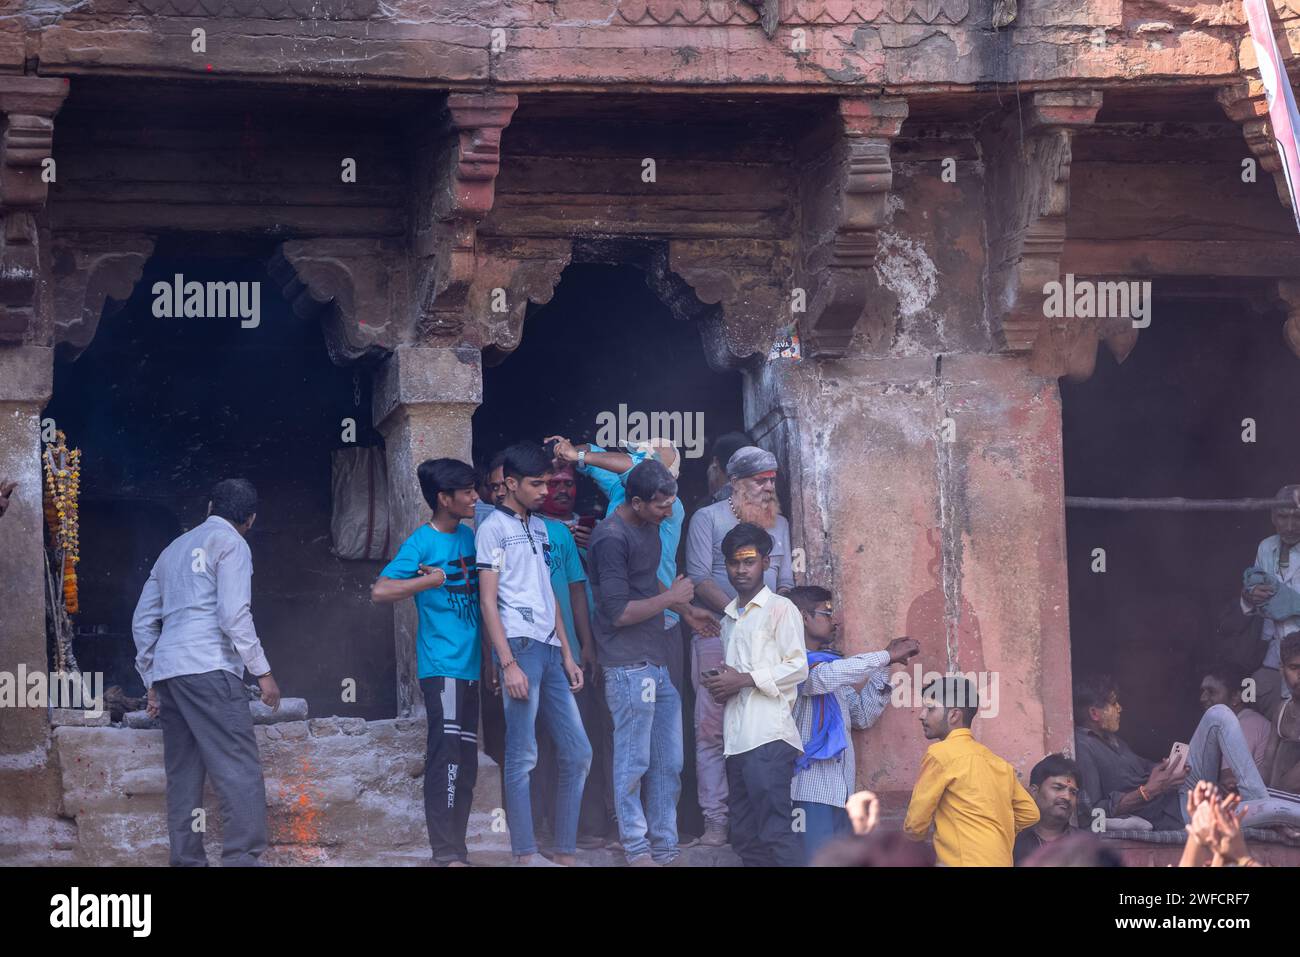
903, 728, 1039, 866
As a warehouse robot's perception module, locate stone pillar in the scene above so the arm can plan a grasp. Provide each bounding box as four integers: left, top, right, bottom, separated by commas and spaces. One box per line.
373, 344, 481, 717
0, 346, 54, 754
748, 352, 1072, 801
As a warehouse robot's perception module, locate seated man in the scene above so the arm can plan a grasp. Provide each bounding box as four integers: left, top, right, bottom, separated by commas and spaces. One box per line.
1073, 674, 1185, 830
1075, 672, 1300, 833
1258, 634, 1300, 834
1198, 663, 1270, 794
785, 585, 918, 863
1013, 754, 1082, 865
903, 676, 1039, 866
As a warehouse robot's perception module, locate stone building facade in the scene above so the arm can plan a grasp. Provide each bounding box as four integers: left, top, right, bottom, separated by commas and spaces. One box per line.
3, 0, 1300, 864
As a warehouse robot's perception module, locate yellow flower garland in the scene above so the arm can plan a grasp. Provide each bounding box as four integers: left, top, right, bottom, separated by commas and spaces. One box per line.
42, 430, 81, 614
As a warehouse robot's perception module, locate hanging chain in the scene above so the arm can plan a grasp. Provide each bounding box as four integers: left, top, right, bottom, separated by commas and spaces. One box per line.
352, 371, 361, 408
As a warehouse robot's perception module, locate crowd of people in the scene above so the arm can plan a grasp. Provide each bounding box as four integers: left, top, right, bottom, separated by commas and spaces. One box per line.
121, 426, 1300, 866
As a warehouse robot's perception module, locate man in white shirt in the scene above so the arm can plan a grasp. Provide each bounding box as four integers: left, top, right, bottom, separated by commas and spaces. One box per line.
1239, 485, 1300, 715
701, 522, 807, 867
132, 478, 280, 866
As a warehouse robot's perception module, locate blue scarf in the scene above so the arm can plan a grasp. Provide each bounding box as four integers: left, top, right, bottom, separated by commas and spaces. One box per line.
795, 651, 847, 773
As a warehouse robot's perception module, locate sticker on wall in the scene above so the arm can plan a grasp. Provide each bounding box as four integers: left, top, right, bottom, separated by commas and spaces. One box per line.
768, 326, 802, 361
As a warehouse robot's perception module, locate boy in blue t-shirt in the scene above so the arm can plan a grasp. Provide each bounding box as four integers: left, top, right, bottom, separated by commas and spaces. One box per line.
371, 458, 481, 866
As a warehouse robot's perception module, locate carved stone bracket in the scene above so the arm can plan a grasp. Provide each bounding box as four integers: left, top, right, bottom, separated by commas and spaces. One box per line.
471, 237, 573, 363
795, 96, 908, 360
1218, 80, 1294, 208
1277, 278, 1300, 359
50, 233, 154, 359
0, 77, 69, 345
984, 89, 1103, 379
268, 238, 409, 364
415, 92, 519, 342
666, 238, 794, 370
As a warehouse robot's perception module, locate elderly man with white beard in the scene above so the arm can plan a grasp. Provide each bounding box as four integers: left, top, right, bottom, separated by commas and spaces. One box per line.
684, 446, 796, 847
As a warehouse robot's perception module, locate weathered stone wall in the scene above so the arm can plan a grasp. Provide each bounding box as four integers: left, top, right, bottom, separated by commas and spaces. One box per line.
51, 719, 447, 866
748, 349, 1071, 796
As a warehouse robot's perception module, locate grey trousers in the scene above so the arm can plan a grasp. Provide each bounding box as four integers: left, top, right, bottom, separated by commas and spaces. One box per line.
157, 670, 268, 866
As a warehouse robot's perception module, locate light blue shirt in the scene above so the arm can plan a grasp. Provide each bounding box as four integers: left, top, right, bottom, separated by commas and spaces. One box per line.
1250, 534, 1300, 669
132, 515, 271, 689
580, 444, 684, 628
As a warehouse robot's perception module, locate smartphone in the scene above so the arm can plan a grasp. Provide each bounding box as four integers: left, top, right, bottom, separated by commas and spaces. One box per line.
702, 669, 721, 678
1167, 741, 1189, 774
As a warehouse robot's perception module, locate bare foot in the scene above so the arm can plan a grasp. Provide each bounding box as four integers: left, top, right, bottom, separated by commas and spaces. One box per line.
552, 853, 578, 866
446, 860, 469, 867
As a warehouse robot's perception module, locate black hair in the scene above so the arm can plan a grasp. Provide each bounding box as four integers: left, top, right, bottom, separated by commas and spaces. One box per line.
488, 451, 507, 474
210, 478, 258, 525
417, 458, 477, 512
1281, 632, 1300, 667
1202, 661, 1249, 701
1029, 753, 1081, 788
786, 585, 832, 616
1073, 673, 1118, 726
712, 431, 751, 470
922, 675, 978, 728
625, 460, 677, 503
720, 522, 773, 561
501, 442, 552, 482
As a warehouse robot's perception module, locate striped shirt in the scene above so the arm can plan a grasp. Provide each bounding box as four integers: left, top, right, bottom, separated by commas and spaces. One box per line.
791, 650, 892, 807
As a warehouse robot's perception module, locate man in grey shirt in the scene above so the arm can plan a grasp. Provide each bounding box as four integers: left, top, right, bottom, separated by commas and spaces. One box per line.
132, 478, 280, 866
588, 461, 714, 865
684, 445, 795, 845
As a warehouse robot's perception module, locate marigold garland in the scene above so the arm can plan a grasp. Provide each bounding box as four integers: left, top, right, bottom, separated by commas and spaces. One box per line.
42, 430, 81, 615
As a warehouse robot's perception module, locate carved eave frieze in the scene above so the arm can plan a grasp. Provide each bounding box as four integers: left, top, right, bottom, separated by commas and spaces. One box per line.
0, 77, 69, 345
50, 233, 155, 359
416, 92, 519, 343
269, 238, 408, 365
984, 89, 1103, 379
1218, 80, 1294, 209
797, 96, 907, 360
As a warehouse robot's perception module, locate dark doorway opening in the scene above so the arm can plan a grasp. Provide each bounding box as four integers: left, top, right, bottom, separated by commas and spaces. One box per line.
1062, 294, 1300, 758
45, 245, 396, 720
472, 261, 746, 836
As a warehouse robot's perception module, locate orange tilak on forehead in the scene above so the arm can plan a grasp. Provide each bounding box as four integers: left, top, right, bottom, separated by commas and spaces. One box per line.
732, 546, 760, 560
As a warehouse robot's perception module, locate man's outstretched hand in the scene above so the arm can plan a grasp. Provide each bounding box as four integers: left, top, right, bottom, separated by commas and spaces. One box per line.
683, 606, 720, 638
885, 637, 919, 665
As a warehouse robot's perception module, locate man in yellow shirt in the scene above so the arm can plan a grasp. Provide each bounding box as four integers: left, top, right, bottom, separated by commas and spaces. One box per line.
903, 676, 1039, 866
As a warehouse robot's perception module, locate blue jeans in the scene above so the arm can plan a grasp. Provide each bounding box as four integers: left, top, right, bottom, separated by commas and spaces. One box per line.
1181, 703, 1300, 829
500, 637, 592, 856
796, 800, 851, 865
604, 662, 683, 864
